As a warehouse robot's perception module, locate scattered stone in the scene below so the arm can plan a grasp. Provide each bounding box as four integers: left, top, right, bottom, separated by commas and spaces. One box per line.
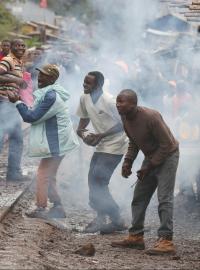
74, 243, 96, 257
172, 255, 181, 260
38, 250, 45, 256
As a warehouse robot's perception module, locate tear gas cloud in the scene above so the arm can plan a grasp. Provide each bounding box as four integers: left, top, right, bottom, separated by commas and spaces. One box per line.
20, 0, 200, 213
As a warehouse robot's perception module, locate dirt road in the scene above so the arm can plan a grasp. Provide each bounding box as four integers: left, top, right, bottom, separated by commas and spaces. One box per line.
0, 186, 199, 270
0, 132, 200, 269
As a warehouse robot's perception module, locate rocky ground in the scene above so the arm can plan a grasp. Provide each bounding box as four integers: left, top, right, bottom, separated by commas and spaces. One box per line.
0, 133, 200, 269
0, 183, 199, 270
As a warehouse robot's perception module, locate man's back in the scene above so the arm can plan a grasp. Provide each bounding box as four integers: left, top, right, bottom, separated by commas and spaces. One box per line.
123, 106, 178, 165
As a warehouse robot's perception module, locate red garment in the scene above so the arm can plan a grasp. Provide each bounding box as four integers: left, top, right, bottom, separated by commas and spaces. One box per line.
19, 72, 34, 106
40, 0, 47, 8
0, 52, 6, 60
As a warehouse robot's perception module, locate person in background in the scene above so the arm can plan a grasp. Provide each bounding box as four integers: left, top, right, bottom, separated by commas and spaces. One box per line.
0, 39, 28, 182
19, 71, 34, 107
76, 71, 127, 234
111, 89, 179, 255
7, 64, 79, 218
0, 39, 11, 60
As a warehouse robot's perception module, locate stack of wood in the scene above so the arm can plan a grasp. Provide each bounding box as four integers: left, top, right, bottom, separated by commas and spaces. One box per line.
159, 0, 200, 27
185, 1, 200, 23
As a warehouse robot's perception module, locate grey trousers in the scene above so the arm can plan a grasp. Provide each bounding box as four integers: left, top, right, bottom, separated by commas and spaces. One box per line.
88, 152, 123, 223
129, 149, 179, 238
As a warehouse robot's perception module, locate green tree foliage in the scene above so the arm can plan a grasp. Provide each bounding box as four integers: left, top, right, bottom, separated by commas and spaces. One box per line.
0, 3, 20, 40
32, 0, 97, 23
25, 37, 42, 48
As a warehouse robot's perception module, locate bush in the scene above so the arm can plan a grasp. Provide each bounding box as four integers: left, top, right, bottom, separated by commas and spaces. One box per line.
0, 3, 20, 40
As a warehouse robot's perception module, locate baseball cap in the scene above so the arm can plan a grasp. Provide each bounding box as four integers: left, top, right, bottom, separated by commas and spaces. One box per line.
36, 64, 59, 80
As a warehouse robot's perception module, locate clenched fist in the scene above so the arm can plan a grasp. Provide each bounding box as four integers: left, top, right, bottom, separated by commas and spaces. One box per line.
122, 159, 133, 178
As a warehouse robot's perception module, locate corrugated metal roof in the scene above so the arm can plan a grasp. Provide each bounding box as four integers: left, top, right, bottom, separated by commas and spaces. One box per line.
161, 0, 200, 26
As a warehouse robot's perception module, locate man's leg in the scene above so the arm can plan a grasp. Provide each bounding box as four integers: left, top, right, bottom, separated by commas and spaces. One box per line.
47, 156, 66, 218
196, 169, 200, 202
111, 160, 157, 248
146, 150, 179, 255
156, 150, 179, 239
36, 157, 63, 207
26, 158, 50, 218
26, 156, 65, 219
129, 173, 157, 235
36, 158, 50, 208
88, 152, 122, 221
48, 156, 64, 205
84, 153, 105, 232
0, 102, 7, 177
7, 119, 23, 180
0, 101, 5, 153
85, 152, 122, 233
0, 128, 4, 152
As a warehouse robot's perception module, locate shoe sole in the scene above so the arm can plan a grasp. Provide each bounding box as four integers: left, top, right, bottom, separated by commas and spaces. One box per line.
48, 216, 66, 219
111, 243, 145, 250
145, 250, 176, 256
82, 229, 100, 233
100, 226, 128, 235
100, 229, 126, 235
25, 213, 47, 219
47, 210, 66, 219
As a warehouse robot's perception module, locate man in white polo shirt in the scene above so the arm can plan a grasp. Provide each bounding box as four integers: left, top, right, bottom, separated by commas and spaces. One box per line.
76, 71, 128, 234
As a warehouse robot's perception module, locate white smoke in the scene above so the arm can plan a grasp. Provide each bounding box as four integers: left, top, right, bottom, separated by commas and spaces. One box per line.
10, 0, 200, 219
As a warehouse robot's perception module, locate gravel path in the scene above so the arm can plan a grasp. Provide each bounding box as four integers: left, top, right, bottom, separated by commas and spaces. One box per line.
0, 185, 199, 270
0, 132, 200, 269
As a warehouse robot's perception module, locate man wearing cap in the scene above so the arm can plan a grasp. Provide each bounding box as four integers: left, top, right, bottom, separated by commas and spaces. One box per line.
7, 64, 79, 218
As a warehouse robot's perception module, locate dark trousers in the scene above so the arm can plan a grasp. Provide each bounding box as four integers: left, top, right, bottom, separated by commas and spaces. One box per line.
129, 149, 179, 238
0, 101, 23, 178
88, 152, 123, 223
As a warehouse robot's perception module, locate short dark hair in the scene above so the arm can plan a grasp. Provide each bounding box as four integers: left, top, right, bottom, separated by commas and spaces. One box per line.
119, 89, 138, 104
10, 39, 24, 48
1, 39, 11, 44
88, 71, 104, 88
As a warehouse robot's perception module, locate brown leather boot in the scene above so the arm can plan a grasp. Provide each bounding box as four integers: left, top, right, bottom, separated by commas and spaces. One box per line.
111, 233, 145, 250
145, 238, 176, 255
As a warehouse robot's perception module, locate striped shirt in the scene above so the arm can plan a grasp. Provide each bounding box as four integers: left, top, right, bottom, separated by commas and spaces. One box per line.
0, 53, 24, 99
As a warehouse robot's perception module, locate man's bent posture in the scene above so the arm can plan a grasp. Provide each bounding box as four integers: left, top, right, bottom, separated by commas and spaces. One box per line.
77, 71, 128, 234
111, 89, 179, 255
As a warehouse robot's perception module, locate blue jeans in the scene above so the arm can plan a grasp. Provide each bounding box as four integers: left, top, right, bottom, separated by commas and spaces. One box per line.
88, 152, 123, 223
0, 101, 23, 179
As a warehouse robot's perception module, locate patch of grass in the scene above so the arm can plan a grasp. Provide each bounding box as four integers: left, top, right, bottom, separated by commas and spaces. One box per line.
0, 3, 21, 40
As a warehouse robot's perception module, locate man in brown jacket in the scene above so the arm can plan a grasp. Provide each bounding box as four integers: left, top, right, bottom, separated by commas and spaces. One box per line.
111, 89, 179, 255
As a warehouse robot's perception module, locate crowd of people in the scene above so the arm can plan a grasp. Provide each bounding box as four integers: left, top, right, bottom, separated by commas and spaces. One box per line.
2, 37, 195, 257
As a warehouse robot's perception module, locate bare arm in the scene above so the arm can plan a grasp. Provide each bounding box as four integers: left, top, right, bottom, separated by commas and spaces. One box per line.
121, 139, 139, 179
0, 67, 27, 88
0, 75, 27, 89
76, 118, 90, 139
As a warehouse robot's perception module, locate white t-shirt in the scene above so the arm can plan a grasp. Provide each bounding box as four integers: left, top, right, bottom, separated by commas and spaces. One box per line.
76, 91, 128, 155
